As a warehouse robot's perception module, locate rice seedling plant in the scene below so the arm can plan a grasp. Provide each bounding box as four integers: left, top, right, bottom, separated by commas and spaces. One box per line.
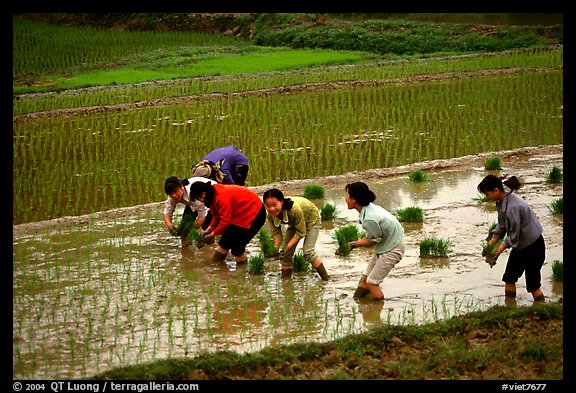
174, 214, 202, 245
408, 169, 431, 182
483, 156, 502, 170
545, 166, 563, 183
293, 252, 314, 273
332, 224, 365, 257
547, 197, 563, 214
419, 236, 452, 257
320, 202, 339, 221
486, 222, 497, 240
13, 24, 562, 114
12, 54, 563, 224
551, 260, 563, 282
303, 184, 325, 199
396, 206, 425, 223
247, 254, 266, 274
480, 240, 499, 257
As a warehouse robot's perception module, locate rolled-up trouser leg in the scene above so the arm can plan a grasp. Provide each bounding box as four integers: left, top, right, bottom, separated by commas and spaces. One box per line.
314, 262, 329, 281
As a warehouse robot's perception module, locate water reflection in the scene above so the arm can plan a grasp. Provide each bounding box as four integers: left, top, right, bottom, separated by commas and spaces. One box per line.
12, 152, 563, 379
324, 169, 487, 213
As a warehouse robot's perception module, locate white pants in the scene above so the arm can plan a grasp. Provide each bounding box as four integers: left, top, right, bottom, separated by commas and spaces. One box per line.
364, 239, 405, 285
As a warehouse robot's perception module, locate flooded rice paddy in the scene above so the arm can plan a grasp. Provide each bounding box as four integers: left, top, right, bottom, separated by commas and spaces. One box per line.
12, 148, 563, 379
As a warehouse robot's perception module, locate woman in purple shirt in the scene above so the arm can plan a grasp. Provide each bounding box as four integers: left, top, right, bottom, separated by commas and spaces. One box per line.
191, 146, 249, 185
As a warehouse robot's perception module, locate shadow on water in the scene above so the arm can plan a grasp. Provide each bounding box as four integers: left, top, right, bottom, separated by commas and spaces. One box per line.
12, 152, 563, 379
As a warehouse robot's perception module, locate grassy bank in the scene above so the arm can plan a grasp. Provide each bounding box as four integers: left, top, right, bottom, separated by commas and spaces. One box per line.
91, 302, 563, 380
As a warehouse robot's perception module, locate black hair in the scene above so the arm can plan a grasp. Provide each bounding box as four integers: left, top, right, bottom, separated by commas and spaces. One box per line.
477, 174, 522, 194
189, 180, 216, 207
345, 182, 376, 206
263, 188, 294, 210
164, 176, 183, 195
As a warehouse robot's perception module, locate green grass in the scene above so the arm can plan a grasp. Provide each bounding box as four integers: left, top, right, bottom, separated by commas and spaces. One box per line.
14, 49, 366, 92
12, 15, 563, 226
89, 302, 563, 380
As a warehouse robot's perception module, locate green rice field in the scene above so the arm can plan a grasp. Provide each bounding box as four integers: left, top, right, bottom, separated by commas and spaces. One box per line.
13, 49, 563, 224
12, 15, 563, 380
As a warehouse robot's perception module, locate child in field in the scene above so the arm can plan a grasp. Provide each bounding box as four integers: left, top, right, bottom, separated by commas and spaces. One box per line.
191, 146, 249, 185
262, 188, 330, 280
339, 182, 405, 301
163, 176, 216, 246
477, 174, 546, 302
189, 180, 266, 264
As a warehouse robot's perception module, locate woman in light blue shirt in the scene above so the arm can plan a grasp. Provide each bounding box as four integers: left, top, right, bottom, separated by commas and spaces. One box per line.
341, 182, 405, 301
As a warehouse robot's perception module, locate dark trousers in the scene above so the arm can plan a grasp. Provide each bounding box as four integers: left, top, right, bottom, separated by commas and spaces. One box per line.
218, 204, 266, 256
233, 165, 249, 186
502, 235, 545, 293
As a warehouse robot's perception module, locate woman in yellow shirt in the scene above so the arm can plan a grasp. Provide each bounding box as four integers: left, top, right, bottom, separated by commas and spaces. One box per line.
263, 188, 329, 281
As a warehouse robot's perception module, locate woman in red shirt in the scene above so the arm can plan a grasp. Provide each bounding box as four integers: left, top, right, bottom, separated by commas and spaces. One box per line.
189, 180, 266, 264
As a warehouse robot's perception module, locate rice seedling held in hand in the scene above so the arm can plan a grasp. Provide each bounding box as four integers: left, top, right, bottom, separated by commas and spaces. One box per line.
333, 224, 364, 257
483, 156, 502, 170
486, 222, 497, 240
175, 214, 195, 238
303, 183, 325, 199
481, 240, 498, 257
174, 214, 202, 247
257, 228, 279, 257
545, 166, 563, 183
396, 206, 425, 223
473, 193, 489, 203
480, 239, 501, 267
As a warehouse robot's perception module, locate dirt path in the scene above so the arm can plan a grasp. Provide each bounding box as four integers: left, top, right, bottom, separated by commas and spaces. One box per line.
13, 66, 561, 122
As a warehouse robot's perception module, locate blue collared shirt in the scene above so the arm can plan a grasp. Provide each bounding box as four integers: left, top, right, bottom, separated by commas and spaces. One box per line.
359, 202, 404, 254
492, 192, 543, 250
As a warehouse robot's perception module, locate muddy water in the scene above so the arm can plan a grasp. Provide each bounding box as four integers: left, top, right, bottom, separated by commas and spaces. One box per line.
12, 150, 563, 379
